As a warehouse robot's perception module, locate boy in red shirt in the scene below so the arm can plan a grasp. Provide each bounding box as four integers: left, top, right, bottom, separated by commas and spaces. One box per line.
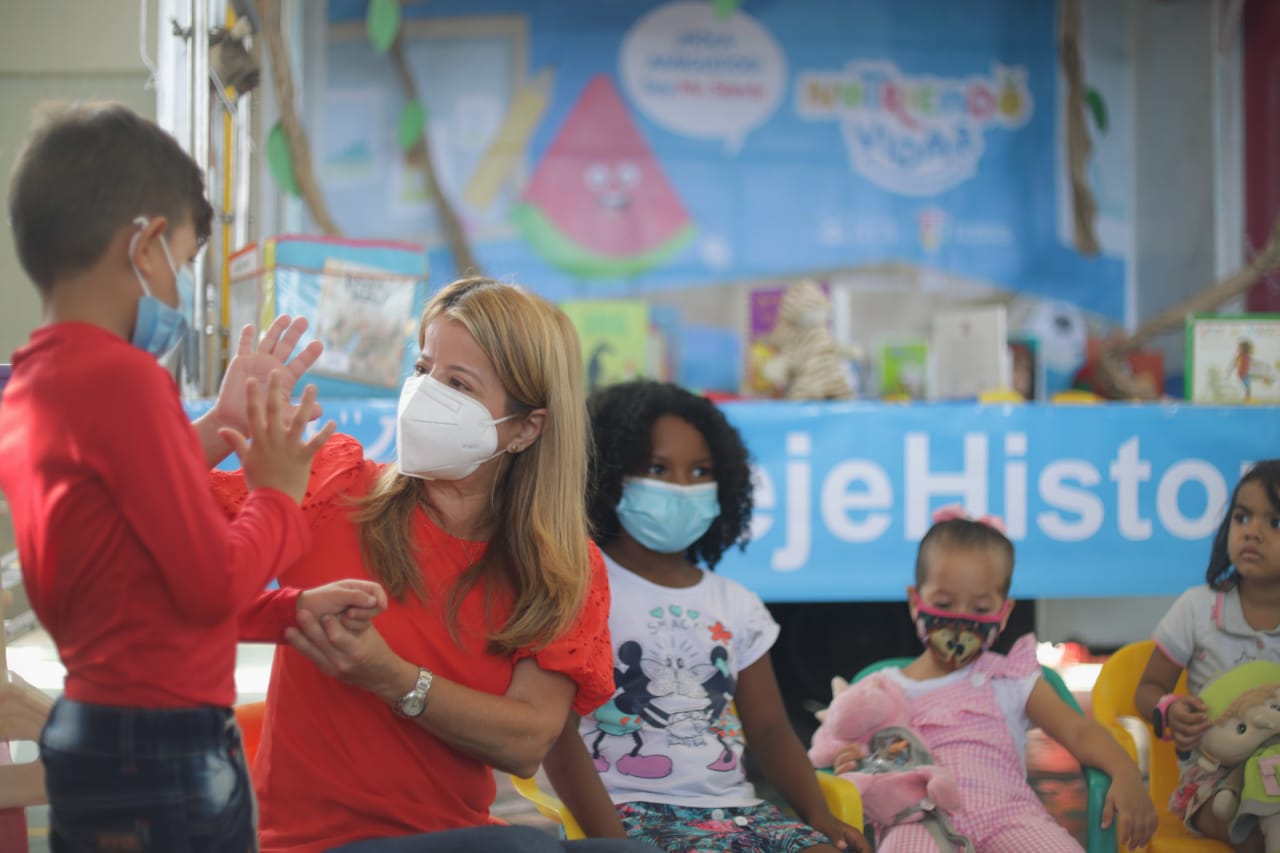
0, 101, 381, 852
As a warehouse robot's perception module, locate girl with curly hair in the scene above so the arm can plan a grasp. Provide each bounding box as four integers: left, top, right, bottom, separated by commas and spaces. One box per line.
543, 380, 868, 852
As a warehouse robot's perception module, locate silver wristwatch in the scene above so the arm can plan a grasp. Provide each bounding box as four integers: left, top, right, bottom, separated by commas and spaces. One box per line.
394, 667, 434, 718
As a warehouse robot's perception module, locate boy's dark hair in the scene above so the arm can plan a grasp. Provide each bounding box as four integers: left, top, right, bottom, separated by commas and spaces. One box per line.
587, 380, 753, 570
1207, 459, 1280, 590
915, 518, 1016, 596
8, 101, 213, 291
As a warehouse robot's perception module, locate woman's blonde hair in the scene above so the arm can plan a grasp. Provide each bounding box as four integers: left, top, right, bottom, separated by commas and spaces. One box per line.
353, 277, 591, 653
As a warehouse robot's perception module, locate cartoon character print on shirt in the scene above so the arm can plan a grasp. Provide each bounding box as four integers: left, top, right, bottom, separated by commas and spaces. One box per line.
587, 604, 741, 778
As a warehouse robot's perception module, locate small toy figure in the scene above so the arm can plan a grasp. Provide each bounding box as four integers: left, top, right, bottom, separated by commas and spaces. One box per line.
760, 280, 858, 400
1191, 661, 1280, 850
810, 673, 969, 850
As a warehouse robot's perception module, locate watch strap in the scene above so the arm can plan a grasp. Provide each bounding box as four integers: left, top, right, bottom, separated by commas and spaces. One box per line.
395, 667, 434, 718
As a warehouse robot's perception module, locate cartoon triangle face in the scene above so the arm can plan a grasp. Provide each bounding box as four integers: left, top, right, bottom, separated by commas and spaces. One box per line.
513, 75, 696, 279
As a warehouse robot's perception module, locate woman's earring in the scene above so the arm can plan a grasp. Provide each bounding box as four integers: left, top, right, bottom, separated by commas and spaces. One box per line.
508, 443, 519, 454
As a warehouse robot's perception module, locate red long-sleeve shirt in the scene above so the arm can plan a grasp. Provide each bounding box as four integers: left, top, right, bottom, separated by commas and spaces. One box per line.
0, 323, 308, 708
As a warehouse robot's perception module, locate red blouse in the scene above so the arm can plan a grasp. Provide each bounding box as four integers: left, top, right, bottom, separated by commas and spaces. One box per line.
211, 435, 613, 853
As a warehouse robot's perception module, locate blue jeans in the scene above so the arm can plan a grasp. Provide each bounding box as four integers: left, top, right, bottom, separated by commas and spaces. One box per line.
329, 826, 658, 853
39, 698, 257, 853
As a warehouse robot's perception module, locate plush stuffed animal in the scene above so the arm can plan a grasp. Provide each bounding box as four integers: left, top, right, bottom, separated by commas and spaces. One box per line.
809, 673, 963, 832
1193, 660, 1280, 850
760, 280, 857, 400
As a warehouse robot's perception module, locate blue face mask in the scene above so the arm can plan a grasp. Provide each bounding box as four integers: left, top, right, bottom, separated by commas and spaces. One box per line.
129, 217, 193, 358
616, 477, 721, 555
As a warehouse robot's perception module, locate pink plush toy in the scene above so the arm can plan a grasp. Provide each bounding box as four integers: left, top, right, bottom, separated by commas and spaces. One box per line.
809, 672, 963, 829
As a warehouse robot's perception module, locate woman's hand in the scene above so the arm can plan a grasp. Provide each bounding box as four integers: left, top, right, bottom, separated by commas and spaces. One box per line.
832, 742, 867, 775
1102, 767, 1159, 851
196, 317, 325, 467
217, 373, 334, 503
285, 608, 416, 704
1167, 694, 1210, 753
210, 317, 325, 436
808, 812, 871, 853
296, 580, 387, 635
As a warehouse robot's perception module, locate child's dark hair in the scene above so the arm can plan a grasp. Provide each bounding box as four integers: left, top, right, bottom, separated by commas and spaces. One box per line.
1206, 460, 1280, 590
915, 518, 1016, 596
587, 380, 752, 570
8, 101, 213, 291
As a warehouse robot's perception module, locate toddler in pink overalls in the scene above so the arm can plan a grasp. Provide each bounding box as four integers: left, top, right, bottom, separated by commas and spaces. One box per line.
819, 511, 1156, 852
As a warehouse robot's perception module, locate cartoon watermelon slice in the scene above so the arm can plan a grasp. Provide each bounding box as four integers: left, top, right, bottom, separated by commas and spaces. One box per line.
513, 75, 696, 279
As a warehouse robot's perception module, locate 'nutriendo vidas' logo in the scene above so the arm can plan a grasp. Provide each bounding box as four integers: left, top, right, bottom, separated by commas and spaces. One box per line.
796, 60, 1032, 197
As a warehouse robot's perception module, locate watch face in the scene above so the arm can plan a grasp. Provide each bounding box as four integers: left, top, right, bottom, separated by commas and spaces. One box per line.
400, 694, 426, 718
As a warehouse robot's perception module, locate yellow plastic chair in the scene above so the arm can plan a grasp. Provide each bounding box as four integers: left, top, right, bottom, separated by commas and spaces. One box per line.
510, 765, 863, 840
1091, 640, 1230, 853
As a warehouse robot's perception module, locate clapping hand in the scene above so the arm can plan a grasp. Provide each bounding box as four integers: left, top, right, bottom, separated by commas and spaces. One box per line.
209, 316, 325, 442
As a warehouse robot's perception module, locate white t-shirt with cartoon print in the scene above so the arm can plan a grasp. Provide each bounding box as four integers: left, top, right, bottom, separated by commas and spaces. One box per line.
579, 554, 781, 808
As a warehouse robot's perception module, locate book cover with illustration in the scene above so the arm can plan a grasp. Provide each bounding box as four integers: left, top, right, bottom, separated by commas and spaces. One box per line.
561, 300, 651, 393
745, 286, 785, 396
226, 235, 427, 397
876, 338, 932, 400
1187, 314, 1280, 404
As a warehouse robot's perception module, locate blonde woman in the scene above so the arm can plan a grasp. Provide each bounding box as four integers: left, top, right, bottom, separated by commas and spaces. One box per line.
212, 278, 651, 853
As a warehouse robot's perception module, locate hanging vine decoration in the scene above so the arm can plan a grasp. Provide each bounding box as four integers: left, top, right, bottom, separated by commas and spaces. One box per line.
1087, 212, 1280, 399
386, 32, 482, 276
1059, 0, 1101, 257
259, 0, 342, 235
1123, 214, 1280, 351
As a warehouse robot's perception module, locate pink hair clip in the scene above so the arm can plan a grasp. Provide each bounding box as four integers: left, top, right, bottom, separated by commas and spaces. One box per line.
931, 503, 1007, 534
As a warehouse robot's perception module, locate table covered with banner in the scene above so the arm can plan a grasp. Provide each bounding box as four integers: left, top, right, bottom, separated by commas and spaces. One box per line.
189, 399, 1280, 602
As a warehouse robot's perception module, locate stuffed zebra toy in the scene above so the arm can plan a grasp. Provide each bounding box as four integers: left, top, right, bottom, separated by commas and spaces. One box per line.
761, 280, 856, 400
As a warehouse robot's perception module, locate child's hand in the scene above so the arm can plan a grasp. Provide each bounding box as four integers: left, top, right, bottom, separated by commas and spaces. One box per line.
1101, 767, 1158, 851
809, 813, 870, 853
832, 742, 867, 775
218, 371, 335, 503
1168, 694, 1210, 753
298, 580, 387, 635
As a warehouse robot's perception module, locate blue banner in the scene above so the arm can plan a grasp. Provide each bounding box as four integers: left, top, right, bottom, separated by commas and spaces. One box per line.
191, 400, 1279, 601
317, 0, 1130, 319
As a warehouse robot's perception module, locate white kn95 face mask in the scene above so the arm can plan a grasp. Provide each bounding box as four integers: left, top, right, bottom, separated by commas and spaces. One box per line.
395, 374, 514, 480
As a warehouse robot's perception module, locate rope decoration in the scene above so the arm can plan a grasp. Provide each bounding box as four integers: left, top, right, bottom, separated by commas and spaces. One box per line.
259, 0, 342, 236
1059, 0, 1101, 257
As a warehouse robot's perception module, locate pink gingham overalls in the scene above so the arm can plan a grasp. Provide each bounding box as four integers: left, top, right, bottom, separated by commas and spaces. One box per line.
877, 634, 1083, 853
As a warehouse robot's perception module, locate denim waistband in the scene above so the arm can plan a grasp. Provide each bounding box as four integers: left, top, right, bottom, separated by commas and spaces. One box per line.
43, 698, 240, 758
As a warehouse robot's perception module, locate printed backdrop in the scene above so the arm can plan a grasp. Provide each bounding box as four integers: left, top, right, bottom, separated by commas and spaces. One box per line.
315, 0, 1132, 319
191, 400, 1277, 601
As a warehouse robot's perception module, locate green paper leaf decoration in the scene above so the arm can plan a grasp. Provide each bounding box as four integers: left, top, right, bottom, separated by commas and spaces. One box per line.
1085, 87, 1109, 135
367, 0, 401, 54
713, 0, 740, 19
266, 122, 300, 197
397, 100, 427, 152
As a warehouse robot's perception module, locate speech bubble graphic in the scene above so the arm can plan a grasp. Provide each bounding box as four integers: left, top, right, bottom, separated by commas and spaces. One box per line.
620, 1, 786, 154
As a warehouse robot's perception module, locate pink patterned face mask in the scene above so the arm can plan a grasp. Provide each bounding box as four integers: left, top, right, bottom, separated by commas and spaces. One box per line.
913, 599, 1012, 669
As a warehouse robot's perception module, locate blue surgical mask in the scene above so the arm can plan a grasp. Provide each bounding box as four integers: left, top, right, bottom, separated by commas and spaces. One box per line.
129, 217, 193, 358
616, 477, 720, 555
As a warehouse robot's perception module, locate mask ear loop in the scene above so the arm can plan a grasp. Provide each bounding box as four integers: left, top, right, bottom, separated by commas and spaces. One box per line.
129, 216, 154, 296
